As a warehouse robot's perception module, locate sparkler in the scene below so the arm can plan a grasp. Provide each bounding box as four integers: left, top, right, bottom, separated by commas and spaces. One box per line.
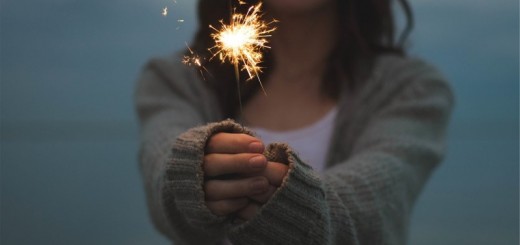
209, 2, 277, 98
163, 0, 276, 114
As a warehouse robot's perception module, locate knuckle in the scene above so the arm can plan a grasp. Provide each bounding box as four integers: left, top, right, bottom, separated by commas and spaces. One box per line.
207, 133, 225, 150
202, 155, 211, 169
207, 201, 225, 216
230, 136, 242, 148
212, 132, 226, 140
246, 176, 268, 193
237, 133, 254, 145
208, 134, 219, 144
204, 181, 216, 198
213, 203, 227, 216
235, 154, 249, 171
218, 201, 232, 213
203, 154, 215, 166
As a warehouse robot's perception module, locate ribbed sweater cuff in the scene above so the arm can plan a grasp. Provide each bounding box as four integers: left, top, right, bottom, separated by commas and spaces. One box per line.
162, 119, 254, 233
228, 143, 330, 245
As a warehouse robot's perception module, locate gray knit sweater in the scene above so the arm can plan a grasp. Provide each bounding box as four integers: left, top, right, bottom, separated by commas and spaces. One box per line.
134, 54, 454, 245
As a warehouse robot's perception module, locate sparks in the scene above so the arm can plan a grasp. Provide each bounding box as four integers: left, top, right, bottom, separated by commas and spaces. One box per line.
162, 7, 168, 16
183, 44, 211, 80
209, 2, 276, 94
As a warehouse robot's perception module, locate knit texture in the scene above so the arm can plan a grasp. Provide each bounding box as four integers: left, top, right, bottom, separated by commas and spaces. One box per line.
134, 53, 454, 244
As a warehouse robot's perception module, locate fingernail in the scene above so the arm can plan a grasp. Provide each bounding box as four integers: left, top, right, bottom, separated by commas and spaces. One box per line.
248, 142, 264, 153
250, 178, 268, 194
249, 155, 267, 169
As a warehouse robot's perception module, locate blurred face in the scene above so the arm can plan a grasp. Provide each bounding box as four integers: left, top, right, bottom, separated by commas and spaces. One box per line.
264, 0, 335, 15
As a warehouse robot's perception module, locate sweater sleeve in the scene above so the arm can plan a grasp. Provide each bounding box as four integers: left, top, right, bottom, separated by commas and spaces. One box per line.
135, 56, 226, 244
226, 62, 454, 245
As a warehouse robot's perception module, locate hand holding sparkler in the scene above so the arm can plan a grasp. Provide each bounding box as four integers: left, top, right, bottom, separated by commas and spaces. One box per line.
203, 133, 289, 220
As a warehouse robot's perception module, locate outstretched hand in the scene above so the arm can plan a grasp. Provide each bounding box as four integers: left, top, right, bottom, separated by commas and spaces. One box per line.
203, 132, 289, 221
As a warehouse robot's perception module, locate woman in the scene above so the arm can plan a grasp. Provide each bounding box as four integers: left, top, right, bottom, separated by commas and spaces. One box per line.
135, 0, 454, 244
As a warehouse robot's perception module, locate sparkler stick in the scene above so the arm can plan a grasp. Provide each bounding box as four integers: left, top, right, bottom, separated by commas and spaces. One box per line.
209, 1, 277, 113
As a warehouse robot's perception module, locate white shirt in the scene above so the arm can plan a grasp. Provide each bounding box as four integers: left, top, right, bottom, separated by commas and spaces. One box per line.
250, 107, 338, 172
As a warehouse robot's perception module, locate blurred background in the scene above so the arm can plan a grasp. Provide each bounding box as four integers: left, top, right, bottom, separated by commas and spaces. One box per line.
0, 0, 518, 244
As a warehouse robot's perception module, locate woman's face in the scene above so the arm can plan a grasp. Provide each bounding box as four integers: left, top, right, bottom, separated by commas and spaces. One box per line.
263, 0, 335, 15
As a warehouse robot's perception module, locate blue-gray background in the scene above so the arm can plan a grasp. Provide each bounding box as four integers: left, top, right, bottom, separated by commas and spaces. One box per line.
1, 0, 518, 244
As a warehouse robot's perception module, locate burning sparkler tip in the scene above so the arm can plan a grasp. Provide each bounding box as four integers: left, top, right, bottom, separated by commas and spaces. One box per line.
209, 2, 276, 84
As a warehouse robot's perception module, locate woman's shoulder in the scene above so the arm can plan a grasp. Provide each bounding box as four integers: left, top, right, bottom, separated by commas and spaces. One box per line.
374, 54, 443, 76
347, 54, 453, 108
356, 54, 450, 93
371, 54, 447, 85
142, 51, 196, 80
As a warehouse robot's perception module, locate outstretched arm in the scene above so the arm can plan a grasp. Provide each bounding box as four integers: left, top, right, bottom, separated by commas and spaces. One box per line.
225, 64, 454, 244
135, 56, 224, 244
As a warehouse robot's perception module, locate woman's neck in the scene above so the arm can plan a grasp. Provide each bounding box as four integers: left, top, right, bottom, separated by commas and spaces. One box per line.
268, 4, 338, 83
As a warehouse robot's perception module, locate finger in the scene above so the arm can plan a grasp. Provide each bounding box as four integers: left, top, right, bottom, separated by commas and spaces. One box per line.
243, 161, 289, 186
203, 153, 267, 176
249, 185, 277, 203
263, 161, 289, 186
205, 176, 269, 201
206, 133, 264, 154
238, 202, 261, 221
206, 198, 249, 216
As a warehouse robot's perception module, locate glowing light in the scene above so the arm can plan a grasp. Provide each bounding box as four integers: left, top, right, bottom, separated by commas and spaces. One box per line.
162, 7, 168, 16
183, 43, 211, 80
209, 2, 276, 94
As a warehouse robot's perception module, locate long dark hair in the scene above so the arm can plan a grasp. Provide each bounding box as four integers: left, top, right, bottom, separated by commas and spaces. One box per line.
189, 0, 414, 118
